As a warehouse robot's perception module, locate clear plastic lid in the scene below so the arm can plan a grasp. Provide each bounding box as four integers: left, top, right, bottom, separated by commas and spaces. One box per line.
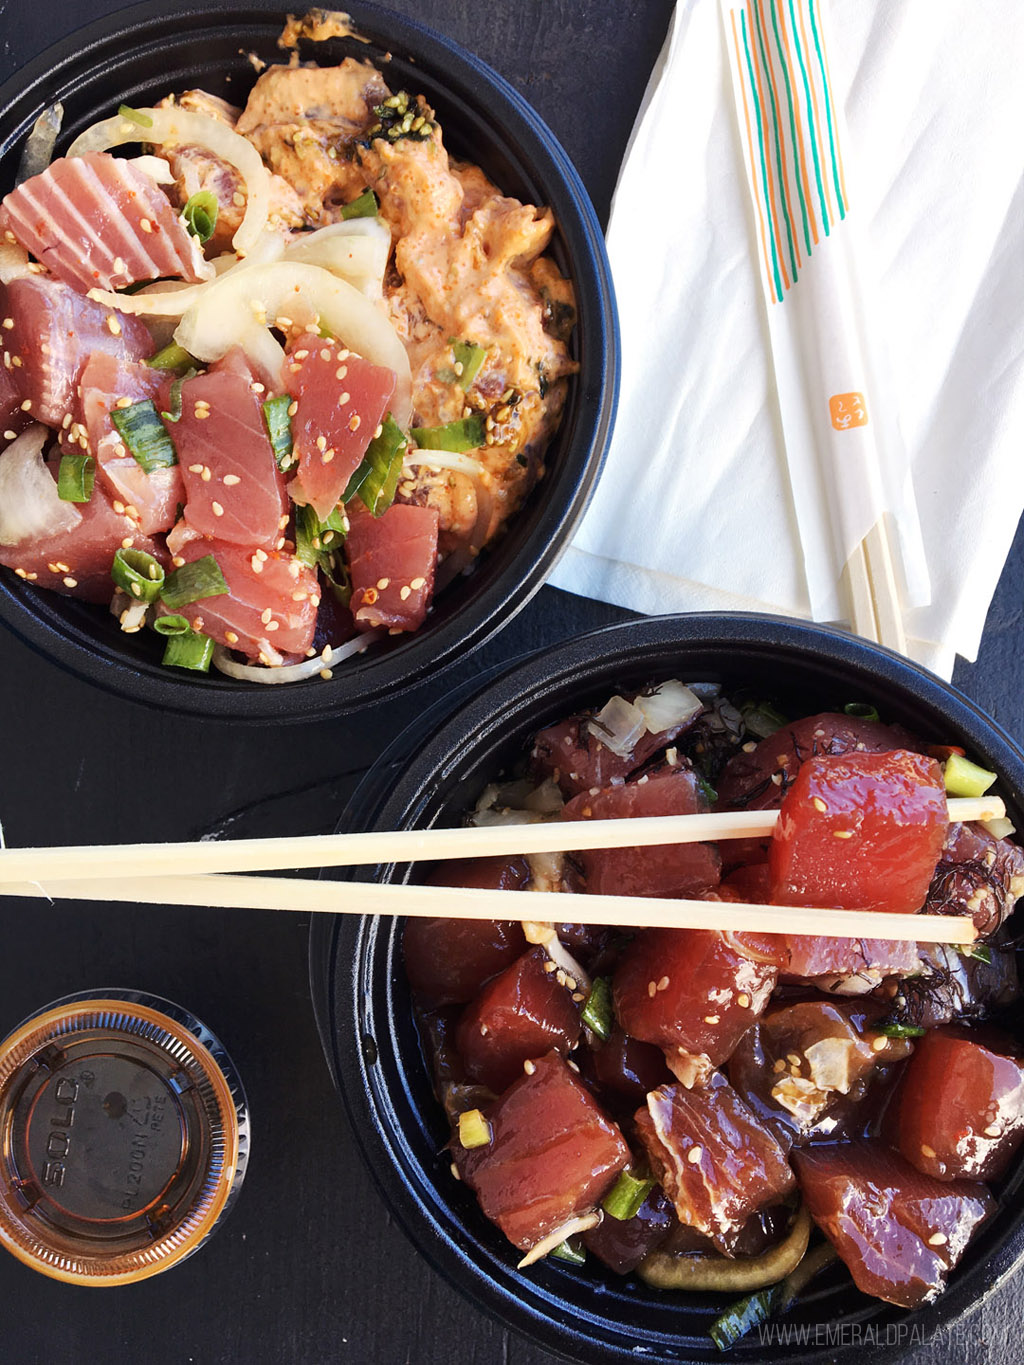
0, 990, 249, 1285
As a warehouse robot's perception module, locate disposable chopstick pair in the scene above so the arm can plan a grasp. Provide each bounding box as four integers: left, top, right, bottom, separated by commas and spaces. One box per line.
0, 795, 999, 944
844, 521, 907, 653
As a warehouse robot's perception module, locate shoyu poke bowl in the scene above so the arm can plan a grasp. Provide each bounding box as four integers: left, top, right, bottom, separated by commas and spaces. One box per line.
310, 614, 1024, 1363
0, 2, 616, 719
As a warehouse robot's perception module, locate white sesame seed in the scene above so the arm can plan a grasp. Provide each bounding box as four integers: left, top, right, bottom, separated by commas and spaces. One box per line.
260, 608, 273, 624
63, 576, 78, 588
211, 501, 224, 517
223, 474, 241, 486
106, 315, 122, 336
687, 1146, 703, 1165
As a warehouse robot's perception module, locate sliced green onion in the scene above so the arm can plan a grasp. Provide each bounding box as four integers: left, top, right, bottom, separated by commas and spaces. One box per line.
843, 701, 880, 722
741, 699, 788, 739
161, 554, 228, 611
878, 1022, 926, 1039
111, 547, 165, 603
944, 753, 997, 798
450, 338, 487, 390
111, 399, 177, 473
457, 1108, 491, 1150
160, 627, 214, 672
294, 504, 322, 568
262, 394, 294, 469
709, 1286, 783, 1351
962, 943, 993, 964
57, 453, 95, 503
182, 189, 218, 244
339, 187, 379, 220
160, 368, 197, 424
344, 412, 408, 517
118, 104, 153, 128
697, 776, 718, 805
409, 413, 485, 453
146, 342, 195, 373
580, 976, 613, 1041
549, 1238, 586, 1266
601, 1169, 655, 1222
153, 613, 191, 636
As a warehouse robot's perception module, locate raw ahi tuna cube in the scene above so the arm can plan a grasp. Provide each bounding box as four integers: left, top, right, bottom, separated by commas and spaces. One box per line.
530, 702, 696, 799
455, 947, 582, 1093
794, 1141, 994, 1308
346, 501, 438, 632
0, 152, 207, 294
454, 1050, 630, 1253
634, 1074, 795, 1255
284, 331, 395, 521
0, 274, 152, 426
770, 750, 947, 916
561, 765, 721, 898
165, 537, 317, 662
78, 353, 182, 536
174, 354, 286, 547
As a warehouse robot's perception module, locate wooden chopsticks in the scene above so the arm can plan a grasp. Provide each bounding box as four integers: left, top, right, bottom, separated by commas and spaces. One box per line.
0, 796, 1000, 943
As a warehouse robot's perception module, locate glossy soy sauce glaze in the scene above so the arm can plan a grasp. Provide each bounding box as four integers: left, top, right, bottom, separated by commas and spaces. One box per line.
313, 616, 1024, 1364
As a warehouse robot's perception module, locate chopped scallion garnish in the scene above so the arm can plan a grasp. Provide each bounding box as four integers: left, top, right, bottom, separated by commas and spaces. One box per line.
878, 1022, 926, 1039
601, 1168, 655, 1222
339, 187, 379, 219
549, 1238, 586, 1266
409, 414, 485, 453
161, 369, 197, 424
843, 701, 880, 722
943, 753, 997, 798
111, 399, 177, 473
146, 342, 195, 373
182, 190, 219, 244
344, 412, 408, 517
161, 554, 228, 611
160, 626, 214, 672
111, 547, 165, 603
56, 453, 95, 503
457, 1108, 492, 1150
153, 613, 191, 636
709, 1286, 783, 1351
740, 699, 788, 739
962, 942, 993, 964
450, 338, 487, 390
118, 104, 153, 128
262, 394, 294, 469
580, 976, 613, 1041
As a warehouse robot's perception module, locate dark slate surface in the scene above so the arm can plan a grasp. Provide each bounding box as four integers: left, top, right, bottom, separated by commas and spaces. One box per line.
0, 2, 1018, 1362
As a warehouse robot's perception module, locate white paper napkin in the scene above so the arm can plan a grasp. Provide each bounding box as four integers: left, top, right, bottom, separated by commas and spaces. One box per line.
550, 0, 1024, 679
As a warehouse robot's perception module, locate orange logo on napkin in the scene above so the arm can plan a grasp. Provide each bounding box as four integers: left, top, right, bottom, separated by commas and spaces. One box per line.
829, 392, 868, 430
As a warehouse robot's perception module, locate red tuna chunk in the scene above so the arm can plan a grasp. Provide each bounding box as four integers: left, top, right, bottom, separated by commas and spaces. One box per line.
770, 750, 947, 915
780, 934, 921, 982
456, 947, 581, 1093
562, 765, 721, 898
582, 1185, 675, 1275
0, 275, 152, 426
78, 353, 182, 536
283, 332, 395, 521
346, 501, 438, 632
794, 1141, 994, 1308
530, 699, 697, 799
634, 1074, 795, 1255
888, 1027, 1024, 1182
174, 357, 286, 547
403, 856, 530, 1007
0, 459, 164, 602
0, 152, 206, 294
166, 537, 317, 662
454, 1050, 630, 1253
614, 929, 777, 1071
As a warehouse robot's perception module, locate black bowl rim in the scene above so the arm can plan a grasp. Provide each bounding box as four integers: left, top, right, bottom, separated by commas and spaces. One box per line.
0, 0, 619, 723
310, 612, 1024, 1364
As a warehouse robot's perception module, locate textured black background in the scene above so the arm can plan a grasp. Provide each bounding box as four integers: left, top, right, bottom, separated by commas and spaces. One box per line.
0, 2, 1019, 1362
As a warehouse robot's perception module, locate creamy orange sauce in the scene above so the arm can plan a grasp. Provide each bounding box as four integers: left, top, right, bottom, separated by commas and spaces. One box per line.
167, 55, 577, 558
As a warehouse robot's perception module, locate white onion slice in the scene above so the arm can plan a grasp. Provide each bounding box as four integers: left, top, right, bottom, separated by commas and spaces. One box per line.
588, 694, 647, 757
982, 816, 1016, 840
67, 107, 271, 256
0, 425, 80, 546
211, 630, 380, 683
173, 261, 412, 426
127, 154, 174, 185
0, 239, 31, 284
87, 281, 206, 317
634, 679, 703, 736
284, 219, 391, 299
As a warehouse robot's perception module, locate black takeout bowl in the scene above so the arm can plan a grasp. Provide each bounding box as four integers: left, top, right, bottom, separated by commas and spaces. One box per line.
0, 1, 617, 721
310, 613, 1024, 1363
